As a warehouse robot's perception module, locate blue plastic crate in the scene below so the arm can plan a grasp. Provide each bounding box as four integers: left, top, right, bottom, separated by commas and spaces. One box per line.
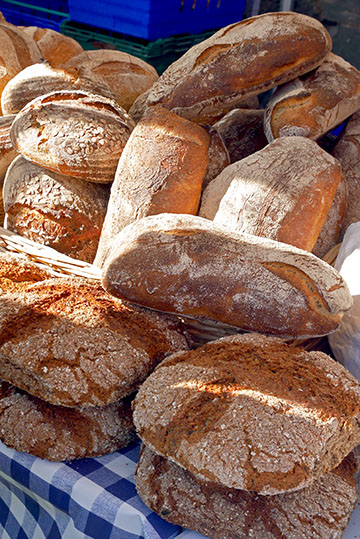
0, 0, 69, 31
1, 0, 69, 15
68, 0, 247, 40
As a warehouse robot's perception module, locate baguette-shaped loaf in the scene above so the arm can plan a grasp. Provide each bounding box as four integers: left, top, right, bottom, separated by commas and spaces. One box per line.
102, 213, 352, 339
94, 105, 210, 267
133, 333, 360, 494
129, 12, 332, 124
199, 136, 343, 251
264, 53, 360, 141
22, 26, 84, 67
10, 90, 135, 182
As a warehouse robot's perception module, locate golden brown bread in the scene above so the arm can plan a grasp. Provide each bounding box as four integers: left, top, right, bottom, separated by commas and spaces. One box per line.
102, 213, 352, 339
0, 252, 52, 293
10, 90, 135, 183
136, 445, 359, 539
201, 125, 230, 192
94, 105, 210, 268
3, 155, 110, 263
264, 53, 360, 142
0, 380, 136, 461
129, 12, 332, 124
133, 333, 360, 495
22, 26, 84, 67
199, 136, 343, 251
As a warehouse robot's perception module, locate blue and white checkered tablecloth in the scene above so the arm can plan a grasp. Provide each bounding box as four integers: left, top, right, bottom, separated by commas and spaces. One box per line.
0, 438, 359, 539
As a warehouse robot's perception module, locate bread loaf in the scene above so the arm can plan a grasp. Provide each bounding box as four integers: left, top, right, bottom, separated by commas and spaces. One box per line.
0, 114, 17, 181
0, 252, 52, 293
133, 333, 360, 494
101, 213, 352, 339
201, 125, 230, 192
22, 26, 84, 67
94, 105, 210, 267
0, 274, 189, 407
63, 49, 159, 111
136, 445, 358, 539
3, 155, 110, 263
10, 90, 135, 183
129, 12, 332, 124
0, 380, 136, 461
264, 53, 360, 142
199, 136, 343, 251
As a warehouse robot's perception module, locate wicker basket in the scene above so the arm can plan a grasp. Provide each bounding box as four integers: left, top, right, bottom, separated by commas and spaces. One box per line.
0, 225, 341, 349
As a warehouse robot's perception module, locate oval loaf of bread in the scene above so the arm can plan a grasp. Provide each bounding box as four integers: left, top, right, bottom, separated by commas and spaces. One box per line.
102, 213, 352, 339
22, 26, 84, 67
133, 333, 360, 495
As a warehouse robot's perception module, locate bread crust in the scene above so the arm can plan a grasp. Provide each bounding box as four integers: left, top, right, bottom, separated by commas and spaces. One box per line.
22, 26, 84, 67
0, 114, 16, 182
133, 333, 360, 495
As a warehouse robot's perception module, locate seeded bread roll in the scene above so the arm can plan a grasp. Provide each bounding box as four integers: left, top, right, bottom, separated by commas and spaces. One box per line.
133, 333, 360, 495
0, 380, 136, 461
136, 445, 359, 539
3, 156, 110, 263
199, 136, 343, 252
102, 213, 352, 339
63, 49, 159, 111
94, 105, 210, 268
129, 12, 332, 124
22, 26, 84, 67
10, 90, 135, 183
264, 53, 360, 142
0, 275, 189, 407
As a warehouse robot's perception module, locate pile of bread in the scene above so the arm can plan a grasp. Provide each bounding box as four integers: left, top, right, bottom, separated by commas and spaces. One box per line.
0, 9, 360, 538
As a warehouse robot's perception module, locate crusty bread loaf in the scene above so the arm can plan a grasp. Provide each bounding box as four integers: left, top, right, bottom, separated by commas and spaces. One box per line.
133, 333, 360, 495
0, 380, 136, 461
0, 252, 52, 293
0, 114, 17, 181
199, 136, 343, 251
3, 155, 110, 263
201, 125, 230, 192
22, 26, 84, 67
264, 53, 360, 142
63, 49, 159, 111
332, 110, 360, 236
10, 90, 135, 183
1, 62, 116, 115
102, 213, 352, 339
0, 274, 189, 407
129, 12, 332, 124
136, 444, 359, 539
94, 105, 210, 268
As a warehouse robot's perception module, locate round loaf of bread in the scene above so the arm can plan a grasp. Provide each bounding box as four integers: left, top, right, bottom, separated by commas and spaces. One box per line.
0, 380, 136, 461
63, 49, 159, 111
133, 333, 360, 495
0, 275, 189, 407
129, 12, 332, 124
102, 213, 352, 339
3, 155, 110, 263
22, 26, 84, 67
10, 90, 136, 183
136, 445, 359, 539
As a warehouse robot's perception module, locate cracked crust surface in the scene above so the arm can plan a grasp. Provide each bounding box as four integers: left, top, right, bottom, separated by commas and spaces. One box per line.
133, 333, 360, 495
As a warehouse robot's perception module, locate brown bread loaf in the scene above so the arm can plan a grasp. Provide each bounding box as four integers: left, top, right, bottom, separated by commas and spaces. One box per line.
133, 333, 360, 495
22, 26, 84, 67
0, 274, 189, 407
102, 213, 352, 339
0, 252, 52, 293
0, 114, 16, 182
136, 445, 359, 539
199, 136, 343, 251
129, 12, 332, 124
264, 53, 360, 142
3, 155, 110, 263
10, 90, 135, 183
201, 125, 230, 192
0, 380, 136, 461
94, 105, 210, 268
63, 49, 159, 111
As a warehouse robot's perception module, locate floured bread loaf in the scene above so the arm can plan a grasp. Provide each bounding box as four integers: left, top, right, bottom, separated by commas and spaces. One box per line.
3, 155, 110, 263
63, 49, 159, 111
0, 380, 136, 461
94, 105, 210, 267
136, 444, 359, 539
0, 114, 17, 181
129, 12, 332, 124
102, 213, 352, 339
133, 333, 360, 495
0, 252, 52, 293
22, 26, 84, 67
199, 136, 343, 251
264, 53, 360, 142
201, 125, 230, 192
0, 274, 189, 407
10, 90, 135, 183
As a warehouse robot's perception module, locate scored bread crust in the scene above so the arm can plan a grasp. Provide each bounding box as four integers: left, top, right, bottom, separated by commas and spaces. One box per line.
133, 333, 360, 495
136, 444, 359, 539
